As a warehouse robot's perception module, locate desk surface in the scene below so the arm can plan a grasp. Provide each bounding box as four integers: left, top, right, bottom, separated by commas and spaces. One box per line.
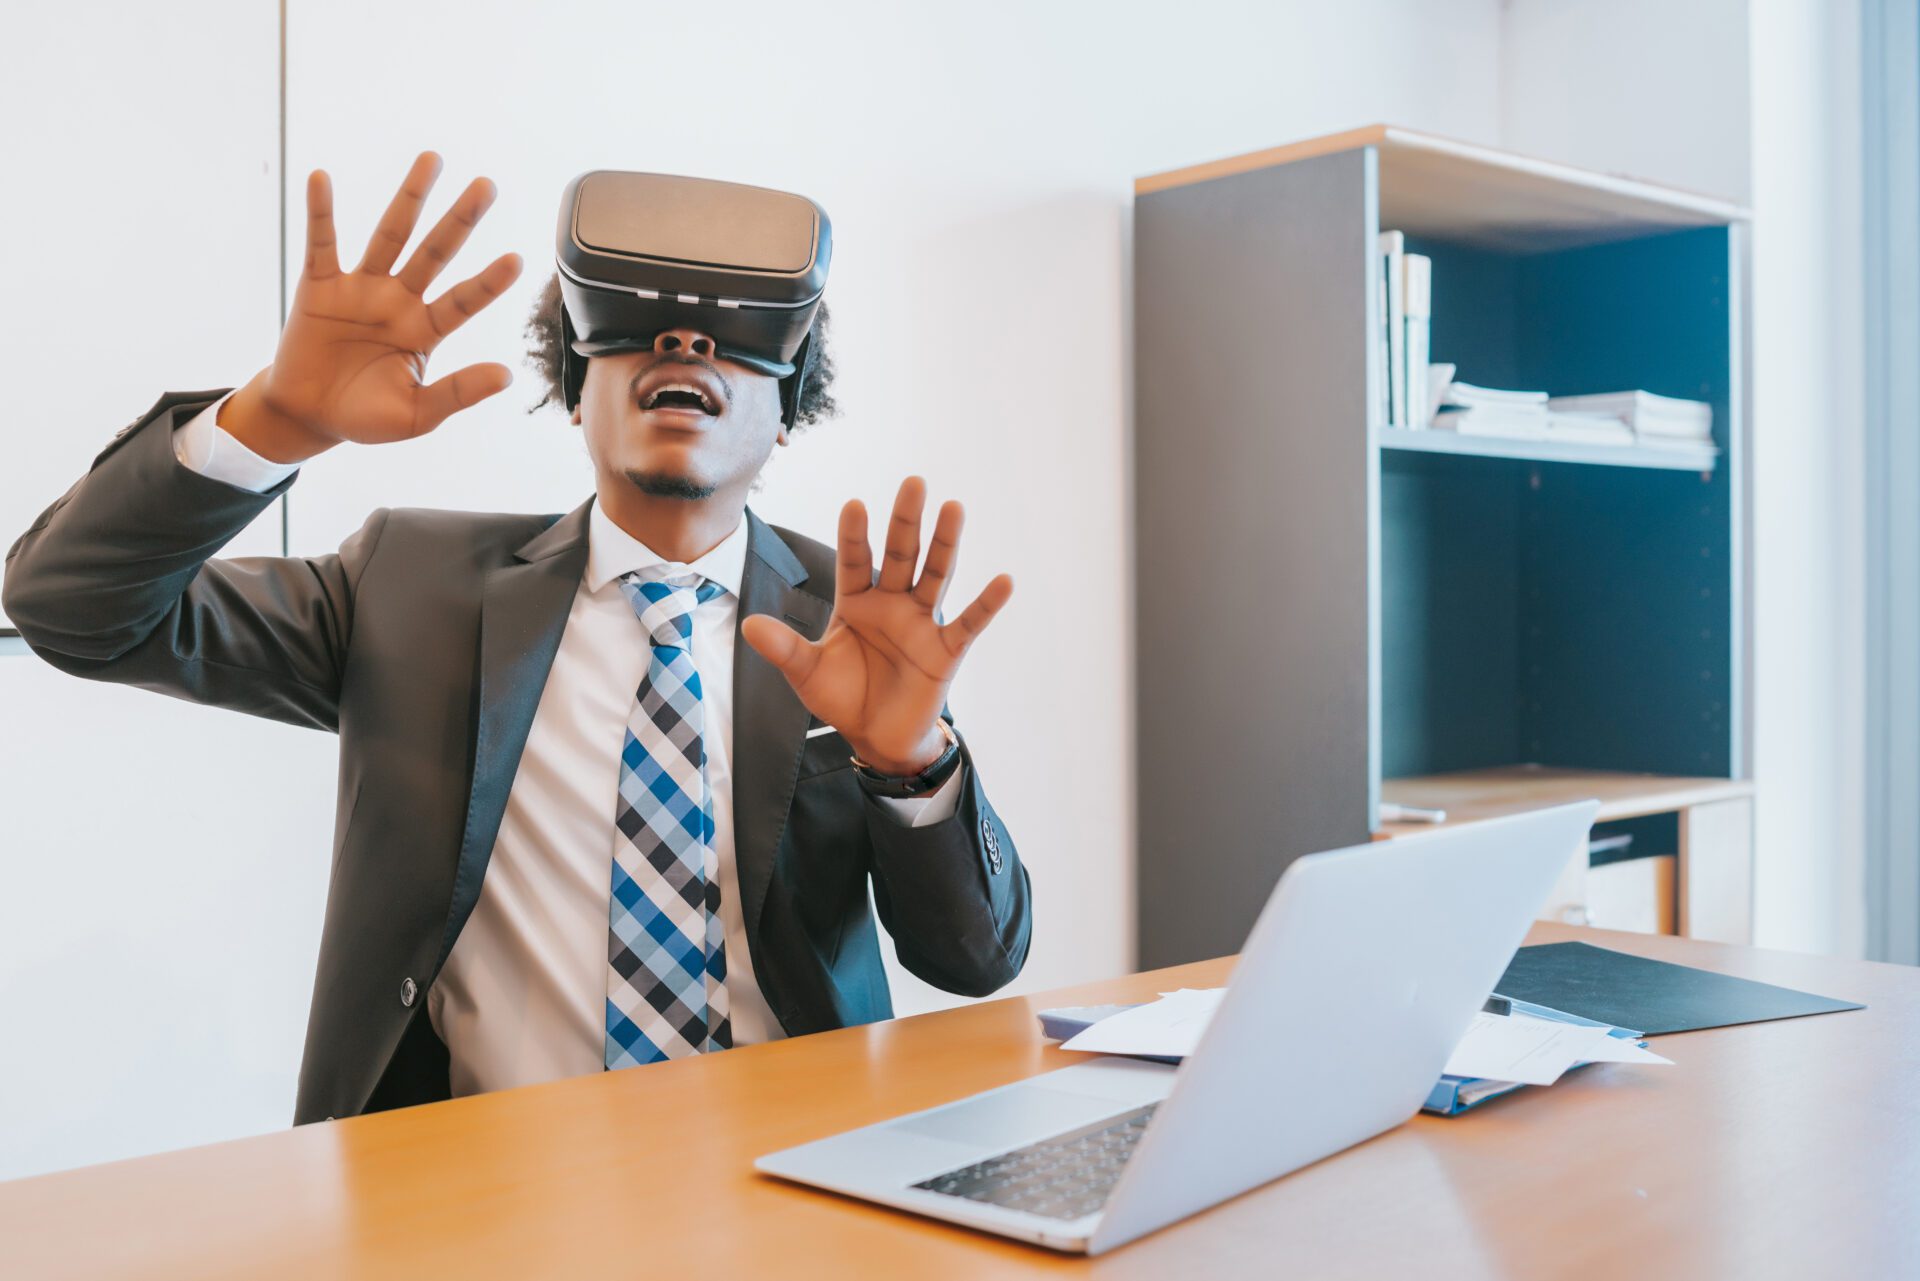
4, 924, 1916, 1280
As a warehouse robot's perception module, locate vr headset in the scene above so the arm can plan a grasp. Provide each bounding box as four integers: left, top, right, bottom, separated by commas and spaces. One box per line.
555, 171, 832, 427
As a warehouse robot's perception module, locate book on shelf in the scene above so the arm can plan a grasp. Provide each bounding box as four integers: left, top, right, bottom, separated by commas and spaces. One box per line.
1380, 230, 1406, 429
1404, 252, 1431, 428
1376, 231, 1433, 430
1377, 270, 1391, 429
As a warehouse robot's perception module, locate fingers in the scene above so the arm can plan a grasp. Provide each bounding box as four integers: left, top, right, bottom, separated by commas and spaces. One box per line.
304, 170, 339, 280
426, 252, 524, 339
940, 573, 1015, 654
912, 500, 964, 609
413, 361, 513, 436
877, 475, 926, 593
741, 614, 823, 688
398, 176, 497, 295
357, 151, 443, 276
836, 499, 874, 598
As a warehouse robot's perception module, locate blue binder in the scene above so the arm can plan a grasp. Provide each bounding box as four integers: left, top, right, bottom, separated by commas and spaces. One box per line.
1036, 996, 1648, 1117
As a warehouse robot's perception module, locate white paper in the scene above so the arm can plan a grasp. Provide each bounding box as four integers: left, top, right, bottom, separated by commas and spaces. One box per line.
1057, 991, 1672, 1089
1442, 1012, 1671, 1086
1059, 988, 1226, 1057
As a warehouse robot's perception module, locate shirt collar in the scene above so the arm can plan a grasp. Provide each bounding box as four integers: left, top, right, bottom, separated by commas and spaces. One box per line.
584, 499, 750, 599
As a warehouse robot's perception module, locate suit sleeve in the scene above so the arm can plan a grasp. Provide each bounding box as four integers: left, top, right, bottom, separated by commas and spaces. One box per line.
2, 392, 387, 732
862, 728, 1032, 997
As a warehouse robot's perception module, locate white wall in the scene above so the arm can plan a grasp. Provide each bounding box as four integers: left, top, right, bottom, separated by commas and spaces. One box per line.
1746, 0, 1867, 957
2, 0, 1507, 1180
0, 4, 339, 1181
1498, 0, 1753, 204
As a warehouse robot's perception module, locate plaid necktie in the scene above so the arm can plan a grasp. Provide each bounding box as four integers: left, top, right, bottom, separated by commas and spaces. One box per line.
605, 567, 731, 1069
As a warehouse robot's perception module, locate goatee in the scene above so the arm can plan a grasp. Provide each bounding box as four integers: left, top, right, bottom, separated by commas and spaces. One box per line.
624, 470, 717, 501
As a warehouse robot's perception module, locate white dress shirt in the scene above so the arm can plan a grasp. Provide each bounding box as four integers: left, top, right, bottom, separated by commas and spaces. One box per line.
174, 395, 960, 1096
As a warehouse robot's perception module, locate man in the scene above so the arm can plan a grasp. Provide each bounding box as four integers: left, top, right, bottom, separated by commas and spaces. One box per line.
3, 153, 1030, 1123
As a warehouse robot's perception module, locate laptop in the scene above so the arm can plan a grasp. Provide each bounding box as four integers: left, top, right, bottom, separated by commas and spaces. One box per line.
754, 800, 1599, 1255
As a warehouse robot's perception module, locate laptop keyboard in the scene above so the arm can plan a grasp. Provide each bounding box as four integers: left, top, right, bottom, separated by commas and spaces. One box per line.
911, 1103, 1160, 1221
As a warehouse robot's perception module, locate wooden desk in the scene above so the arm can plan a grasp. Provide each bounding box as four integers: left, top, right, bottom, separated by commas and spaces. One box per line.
3, 925, 1914, 1279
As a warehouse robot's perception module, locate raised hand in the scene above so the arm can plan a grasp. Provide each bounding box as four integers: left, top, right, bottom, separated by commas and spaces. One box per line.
741, 477, 1014, 776
221, 151, 524, 463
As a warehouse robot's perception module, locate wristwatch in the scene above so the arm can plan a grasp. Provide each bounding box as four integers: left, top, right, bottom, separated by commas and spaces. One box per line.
850, 718, 962, 798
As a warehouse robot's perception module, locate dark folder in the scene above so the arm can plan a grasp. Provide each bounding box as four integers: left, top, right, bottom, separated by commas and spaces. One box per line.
1494, 941, 1863, 1036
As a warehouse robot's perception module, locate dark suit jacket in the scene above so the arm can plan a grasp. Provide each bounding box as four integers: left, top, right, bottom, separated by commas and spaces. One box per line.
4, 390, 1032, 1124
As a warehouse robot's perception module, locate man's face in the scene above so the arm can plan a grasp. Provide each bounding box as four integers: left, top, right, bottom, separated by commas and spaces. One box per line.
575, 327, 786, 502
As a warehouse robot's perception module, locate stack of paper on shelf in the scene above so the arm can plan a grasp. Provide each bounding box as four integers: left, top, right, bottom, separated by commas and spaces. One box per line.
1443, 381, 1548, 412
1431, 381, 1635, 446
1547, 390, 1713, 449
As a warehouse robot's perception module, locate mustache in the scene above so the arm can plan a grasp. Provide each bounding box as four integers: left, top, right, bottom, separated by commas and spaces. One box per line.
628, 352, 734, 407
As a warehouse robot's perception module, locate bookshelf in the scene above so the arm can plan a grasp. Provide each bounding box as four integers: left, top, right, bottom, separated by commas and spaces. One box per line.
1132, 125, 1752, 967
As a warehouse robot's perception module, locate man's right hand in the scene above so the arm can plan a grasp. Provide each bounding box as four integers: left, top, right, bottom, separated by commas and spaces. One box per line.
221, 151, 524, 464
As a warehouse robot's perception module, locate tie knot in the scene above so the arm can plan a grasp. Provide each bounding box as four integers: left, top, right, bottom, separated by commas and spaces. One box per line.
619, 568, 722, 649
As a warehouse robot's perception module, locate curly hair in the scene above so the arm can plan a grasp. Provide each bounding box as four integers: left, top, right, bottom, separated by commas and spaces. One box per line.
523, 271, 838, 429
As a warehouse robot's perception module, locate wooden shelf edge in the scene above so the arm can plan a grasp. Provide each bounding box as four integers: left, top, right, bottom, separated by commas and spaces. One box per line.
1136, 123, 1392, 195
1375, 765, 1753, 840
1370, 125, 1750, 222
1136, 124, 1751, 225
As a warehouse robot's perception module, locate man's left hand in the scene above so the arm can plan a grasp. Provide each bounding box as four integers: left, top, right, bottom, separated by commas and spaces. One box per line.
741, 476, 1014, 776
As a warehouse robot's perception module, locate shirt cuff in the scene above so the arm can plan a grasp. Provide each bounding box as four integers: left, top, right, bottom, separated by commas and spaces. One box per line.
873, 763, 965, 828
172, 392, 302, 493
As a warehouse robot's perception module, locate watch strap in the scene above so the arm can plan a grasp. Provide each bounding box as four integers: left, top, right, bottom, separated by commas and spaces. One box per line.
851, 719, 962, 798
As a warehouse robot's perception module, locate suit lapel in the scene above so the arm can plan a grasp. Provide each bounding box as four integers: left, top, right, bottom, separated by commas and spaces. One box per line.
731, 510, 832, 940
435, 499, 594, 972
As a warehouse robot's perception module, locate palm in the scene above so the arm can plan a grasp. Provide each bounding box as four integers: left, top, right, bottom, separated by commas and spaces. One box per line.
795, 590, 960, 751
273, 277, 441, 441
257, 153, 522, 446
742, 478, 1014, 774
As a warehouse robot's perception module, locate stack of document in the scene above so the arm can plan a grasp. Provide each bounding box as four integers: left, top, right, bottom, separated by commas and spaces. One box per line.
1441, 1007, 1668, 1086
1046, 987, 1669, 1115
1546, 390, 1713, 450
1432, 381, 1634, 446
1441, 382, 1550, 414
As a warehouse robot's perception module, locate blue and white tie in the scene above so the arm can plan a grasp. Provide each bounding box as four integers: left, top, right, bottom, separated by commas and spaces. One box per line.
605, 567, 731, 1069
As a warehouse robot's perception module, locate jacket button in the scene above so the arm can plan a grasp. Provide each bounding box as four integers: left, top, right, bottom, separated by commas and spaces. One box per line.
400, 977, 417, 1008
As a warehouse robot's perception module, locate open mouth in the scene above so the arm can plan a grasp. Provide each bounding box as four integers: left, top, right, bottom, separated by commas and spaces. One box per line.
637, 380, 721, 416
642, 383, 718, 414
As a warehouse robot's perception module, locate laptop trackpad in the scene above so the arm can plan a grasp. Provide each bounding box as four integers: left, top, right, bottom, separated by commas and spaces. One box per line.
894, 1086, 1126, 1151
